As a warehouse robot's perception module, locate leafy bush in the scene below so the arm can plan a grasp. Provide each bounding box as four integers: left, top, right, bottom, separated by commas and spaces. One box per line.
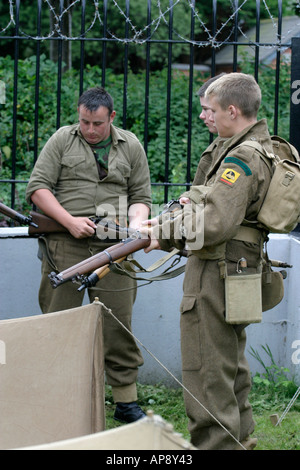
0, 54, 211, 209
249, 344, 299, 409
0, 53, 292, 213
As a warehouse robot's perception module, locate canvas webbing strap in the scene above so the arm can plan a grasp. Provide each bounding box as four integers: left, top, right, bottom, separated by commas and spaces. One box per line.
108, 226, 263, 282
219, 225, 265, 279
108, 248, 186, 282
232, 225, 263, 244
124, 248, 181, 272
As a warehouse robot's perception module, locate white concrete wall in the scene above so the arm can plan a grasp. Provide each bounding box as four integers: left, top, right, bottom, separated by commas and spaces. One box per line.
0, 228, 299, 386
246, 234, 300, 385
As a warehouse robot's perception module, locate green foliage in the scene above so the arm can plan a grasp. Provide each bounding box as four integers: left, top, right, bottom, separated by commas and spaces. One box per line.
105, 382, 300, 449
249, 344, 299, 410
0, 52, 292, 212
239, 52, 291, 137
0, 54, 210, 209
105, 383, 189, 439
0, 54, 79, 210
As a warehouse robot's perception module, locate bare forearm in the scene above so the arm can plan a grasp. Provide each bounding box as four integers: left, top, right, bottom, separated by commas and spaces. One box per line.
31, 189, 96, 238
128, 203, 150, 229
31, 189, 73, 226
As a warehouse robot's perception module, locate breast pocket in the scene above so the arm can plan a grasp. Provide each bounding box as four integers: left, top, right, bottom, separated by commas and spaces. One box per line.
180, 295, 202, 371
108, 161, 131, 185
60, 155, 87, 183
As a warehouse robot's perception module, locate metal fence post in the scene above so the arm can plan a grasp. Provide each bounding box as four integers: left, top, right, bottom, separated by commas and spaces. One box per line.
290, 37, 300, 154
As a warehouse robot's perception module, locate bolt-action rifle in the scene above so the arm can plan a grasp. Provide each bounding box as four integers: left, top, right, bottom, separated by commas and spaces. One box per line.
0, 199, 183, 236
48, 199, 184, 291
1, 199, 185, 289
49, 230, 152, 290
0, 201, 128, 238
0, 201, 69, 233
0, 201, 39, 228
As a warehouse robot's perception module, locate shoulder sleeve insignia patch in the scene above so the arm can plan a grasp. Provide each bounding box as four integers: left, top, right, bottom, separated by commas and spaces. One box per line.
224, 156, 252, 176
220, 168, 240, 185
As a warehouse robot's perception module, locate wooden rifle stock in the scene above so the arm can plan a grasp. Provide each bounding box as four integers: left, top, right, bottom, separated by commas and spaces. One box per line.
2, 199, 183, 237
49, 234, 151, 288
47, 199, 182, 289
29, 212, 133, 239
29, 211, 66, 234
77, 256, 126, 291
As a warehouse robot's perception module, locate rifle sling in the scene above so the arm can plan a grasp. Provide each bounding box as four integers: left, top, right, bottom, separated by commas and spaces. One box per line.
37, 236, 59, 272
127, 248, 181, 273
106, 224, 263, 283
108, 248, 186, 282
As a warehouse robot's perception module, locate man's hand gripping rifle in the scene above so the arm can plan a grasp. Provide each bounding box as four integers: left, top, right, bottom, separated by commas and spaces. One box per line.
48, 200, 183, 291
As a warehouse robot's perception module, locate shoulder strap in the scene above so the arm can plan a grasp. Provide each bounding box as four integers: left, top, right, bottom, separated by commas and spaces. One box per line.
233, 140, 278, 177
270, 135, 300, 164
236, 140, 279, 162
242, 136, 300, 165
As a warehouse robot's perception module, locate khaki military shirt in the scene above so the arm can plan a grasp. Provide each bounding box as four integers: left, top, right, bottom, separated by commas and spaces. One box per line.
192, 136, 224, 186
26, 124, 152, 224
157, 119, 273, 252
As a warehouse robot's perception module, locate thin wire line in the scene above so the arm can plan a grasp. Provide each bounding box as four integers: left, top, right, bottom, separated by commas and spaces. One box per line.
276, 385, 300, 426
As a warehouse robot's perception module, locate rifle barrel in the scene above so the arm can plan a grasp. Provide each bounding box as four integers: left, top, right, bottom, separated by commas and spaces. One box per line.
0, 202, 38, 228
49, 234, 150, 288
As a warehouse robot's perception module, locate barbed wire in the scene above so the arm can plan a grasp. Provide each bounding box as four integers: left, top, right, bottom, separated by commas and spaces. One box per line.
0, 0, 300, 49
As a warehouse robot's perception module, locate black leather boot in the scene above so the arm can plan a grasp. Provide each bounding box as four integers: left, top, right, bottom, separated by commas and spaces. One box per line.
113, 401, 146, 423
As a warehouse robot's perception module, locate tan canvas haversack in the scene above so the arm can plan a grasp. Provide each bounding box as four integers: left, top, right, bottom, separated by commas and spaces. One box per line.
242, 136, 300, 234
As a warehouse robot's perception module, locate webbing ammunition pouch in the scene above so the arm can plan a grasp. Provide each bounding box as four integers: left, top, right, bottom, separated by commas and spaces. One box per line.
219, 260, 262, 324
219, 247, 286, 323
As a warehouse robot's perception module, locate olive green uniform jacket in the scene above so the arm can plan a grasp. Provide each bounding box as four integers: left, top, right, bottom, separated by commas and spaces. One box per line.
26, 123, 151, 223
155, 119, 273, 449
26, 123, 151, 400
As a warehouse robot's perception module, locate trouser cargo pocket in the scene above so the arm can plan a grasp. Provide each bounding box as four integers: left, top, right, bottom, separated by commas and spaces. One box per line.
180, 295, 202, 370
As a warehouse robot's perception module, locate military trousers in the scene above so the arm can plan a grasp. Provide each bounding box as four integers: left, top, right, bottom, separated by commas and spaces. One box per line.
180, 254, 255, 450
37, 233, 144, 401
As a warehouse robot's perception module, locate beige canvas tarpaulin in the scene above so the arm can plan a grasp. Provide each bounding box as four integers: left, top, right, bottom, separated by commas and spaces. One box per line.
0, 300, 106, 450
20, 412, 196, 450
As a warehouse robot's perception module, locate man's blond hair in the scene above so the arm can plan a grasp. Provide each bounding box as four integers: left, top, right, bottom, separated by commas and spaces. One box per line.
205, 73, 261, 119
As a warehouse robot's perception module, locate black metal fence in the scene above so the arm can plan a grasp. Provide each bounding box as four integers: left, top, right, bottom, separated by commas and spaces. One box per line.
1, 0, 300, 210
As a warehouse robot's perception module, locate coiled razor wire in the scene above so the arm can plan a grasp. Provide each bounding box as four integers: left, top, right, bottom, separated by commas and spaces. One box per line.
1, 0, 300, 51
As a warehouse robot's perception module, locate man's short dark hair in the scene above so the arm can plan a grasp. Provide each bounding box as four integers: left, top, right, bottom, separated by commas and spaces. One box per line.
197, 73, 226, 97
78, 87, 114, 114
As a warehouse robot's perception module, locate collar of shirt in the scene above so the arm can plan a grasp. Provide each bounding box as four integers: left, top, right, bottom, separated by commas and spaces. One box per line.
73, 123, 126, 147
